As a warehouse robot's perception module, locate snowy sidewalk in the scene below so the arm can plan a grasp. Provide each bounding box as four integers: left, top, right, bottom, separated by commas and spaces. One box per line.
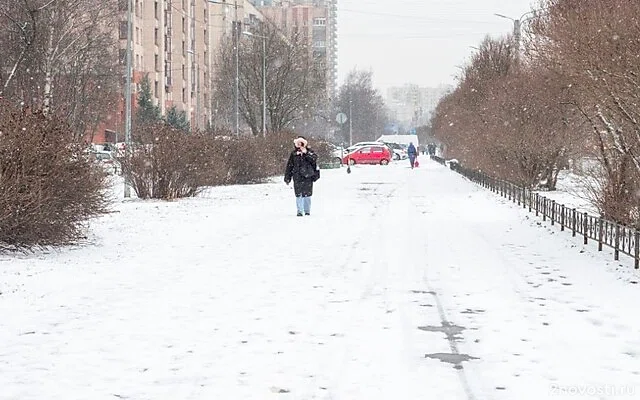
1, 161, 639, 400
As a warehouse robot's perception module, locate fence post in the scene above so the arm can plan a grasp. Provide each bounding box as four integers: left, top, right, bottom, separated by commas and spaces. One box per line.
560, 204, 565, 231
523, 187, 527, 209
583, 212, 588, 245
598, 218, 604, 251
508, 184, 512, 201
635, 229, 639, 269
543, 197, 547, 221
551, 200, 556, 225
535, 193, 539, 216
614, 224, 620, 261
517, 186, 521, 206
528, 190, 532, 212
572, 209, 577, 237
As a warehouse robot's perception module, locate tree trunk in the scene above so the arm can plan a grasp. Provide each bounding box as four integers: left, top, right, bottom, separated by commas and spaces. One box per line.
43, 24, 54, 117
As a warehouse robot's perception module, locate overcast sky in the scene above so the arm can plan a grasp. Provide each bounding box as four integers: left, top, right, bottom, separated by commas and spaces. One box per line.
337, 0, 536, 92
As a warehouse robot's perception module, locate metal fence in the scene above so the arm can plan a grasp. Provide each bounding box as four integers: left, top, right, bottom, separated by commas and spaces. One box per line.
430, 155, 640, 269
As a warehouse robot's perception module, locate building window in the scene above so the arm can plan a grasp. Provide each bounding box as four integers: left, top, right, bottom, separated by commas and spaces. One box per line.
119, 21, 128, 39
154, 80, 159, 98
182, 88, 187, 103
182, 17, 186, 33
119, 48, 126, 65
135, 27, 140, 44
155, 54, 160, 71
314, 41, 326, 48
118, 0, 127, 11
313, 18, 326, 26
155, 1, 160, 20
154, 28, 159, 46
182, 41, 186, 56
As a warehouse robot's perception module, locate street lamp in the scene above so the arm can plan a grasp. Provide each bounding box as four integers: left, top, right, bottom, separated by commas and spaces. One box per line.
207, 0, 240, 136
124, 0, 133, 198
187, 49, 201, 130
243, 31, 267, 137
494, 9, 540, 61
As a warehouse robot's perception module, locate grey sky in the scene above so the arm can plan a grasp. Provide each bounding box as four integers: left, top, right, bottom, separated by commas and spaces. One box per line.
337, 0, 536, 91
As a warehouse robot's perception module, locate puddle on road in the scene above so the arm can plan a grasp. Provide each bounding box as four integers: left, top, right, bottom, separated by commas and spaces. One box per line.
418, 322, 466, 341
425, 352, 479, 369
460, 308, 485, 315
411, 290, 437, 295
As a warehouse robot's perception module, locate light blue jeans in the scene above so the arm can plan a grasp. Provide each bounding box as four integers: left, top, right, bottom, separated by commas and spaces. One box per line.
296, 196, 311, 214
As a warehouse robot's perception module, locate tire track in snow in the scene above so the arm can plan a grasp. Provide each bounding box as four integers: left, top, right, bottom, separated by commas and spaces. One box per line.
408, 167, 479, 400
316, 180, 399, 399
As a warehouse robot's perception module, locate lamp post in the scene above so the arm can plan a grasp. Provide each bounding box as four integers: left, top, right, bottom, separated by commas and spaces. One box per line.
494, 9, 540, 62
243, 31, 267, 137
124, 0, 133, 198
187, 49, 201, 130
207, 0, 240, 136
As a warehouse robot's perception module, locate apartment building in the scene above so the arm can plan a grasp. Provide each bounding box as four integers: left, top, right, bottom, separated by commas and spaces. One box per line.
252, 0, 338, 99
386, 84, 453, 127
94, 0, 263, 142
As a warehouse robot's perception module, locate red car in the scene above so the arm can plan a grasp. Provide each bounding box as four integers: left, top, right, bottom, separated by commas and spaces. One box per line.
342, 145, 391, 165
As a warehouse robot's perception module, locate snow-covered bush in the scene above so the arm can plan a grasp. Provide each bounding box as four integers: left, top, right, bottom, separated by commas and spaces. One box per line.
0, 105, 110, 251
121, 126, 297, 198
120, 123, 209, 199
207, 132, 295, 186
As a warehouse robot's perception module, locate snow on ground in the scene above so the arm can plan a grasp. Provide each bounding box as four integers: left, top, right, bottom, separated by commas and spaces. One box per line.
1, 161, 639, 400
537, 170, 598, 215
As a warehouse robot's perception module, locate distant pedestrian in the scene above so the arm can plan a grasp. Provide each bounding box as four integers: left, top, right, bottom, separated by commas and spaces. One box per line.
284, 136, 319, 217
407, 142, 418, 169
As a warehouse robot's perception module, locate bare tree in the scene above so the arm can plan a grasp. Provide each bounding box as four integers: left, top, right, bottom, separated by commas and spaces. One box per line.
0, 0, 121, 139
432, 34, 578, 189
336, 69, 388, 144
213, 21, 326, 135
528, 0, 640, 222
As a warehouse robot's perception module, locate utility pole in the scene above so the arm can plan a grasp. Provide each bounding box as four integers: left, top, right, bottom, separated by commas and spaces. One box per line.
349, 99, 353, 146
207, 0, 240, 136
243, 31, 267, 136
513, 19, 521, 62
194, 58, 201, 130
495, 9, 544, 64
234, 0, 240, 136
346, 99, 353, 174
124, 0, 133, 198
262, 35, 266, 137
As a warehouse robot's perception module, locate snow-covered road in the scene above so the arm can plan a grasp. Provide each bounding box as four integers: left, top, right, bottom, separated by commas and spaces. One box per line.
1, 161, 639, 400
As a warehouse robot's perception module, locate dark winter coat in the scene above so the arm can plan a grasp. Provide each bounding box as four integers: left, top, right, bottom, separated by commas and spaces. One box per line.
284, 148, 319, 197
407, 144, 417, 157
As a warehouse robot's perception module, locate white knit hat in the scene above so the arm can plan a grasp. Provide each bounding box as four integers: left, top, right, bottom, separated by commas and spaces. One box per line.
293, 137, 308, 147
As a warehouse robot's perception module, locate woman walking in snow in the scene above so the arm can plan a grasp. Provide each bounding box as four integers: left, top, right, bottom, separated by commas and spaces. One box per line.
284, 136, 319, 217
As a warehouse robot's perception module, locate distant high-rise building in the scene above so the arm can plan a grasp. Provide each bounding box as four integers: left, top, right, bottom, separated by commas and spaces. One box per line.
386, 84, 453, 127
252, 0, 338, 99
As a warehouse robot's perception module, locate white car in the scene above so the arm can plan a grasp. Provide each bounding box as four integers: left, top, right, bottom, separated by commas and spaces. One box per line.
330, 145, 345, 164
383, 143, 408, 160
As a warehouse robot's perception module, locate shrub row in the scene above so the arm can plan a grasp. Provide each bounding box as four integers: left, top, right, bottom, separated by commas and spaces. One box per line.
0, 105, 110, 251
